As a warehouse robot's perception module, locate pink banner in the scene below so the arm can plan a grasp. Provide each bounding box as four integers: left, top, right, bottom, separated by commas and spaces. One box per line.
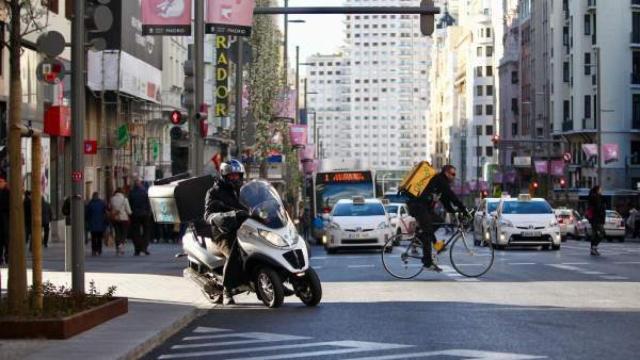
550, 160, 565, 177
289, 124, 307, 146
534, 160, 548, 174
302, 159, 318, 174
603, 143, 620, 164
141, 0, 192, 35
582, 144, 598, 158
274, 90, 296, 119
299, 144, 315, 161
206, 0, 256, 36
504, 170, 517, 184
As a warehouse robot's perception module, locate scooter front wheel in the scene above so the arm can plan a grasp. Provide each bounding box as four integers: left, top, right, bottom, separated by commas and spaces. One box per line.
294, 267, 322, 307
255, 267, 285, 308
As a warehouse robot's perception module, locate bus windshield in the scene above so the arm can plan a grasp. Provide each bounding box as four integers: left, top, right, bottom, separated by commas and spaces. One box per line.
314, 171, 375, 216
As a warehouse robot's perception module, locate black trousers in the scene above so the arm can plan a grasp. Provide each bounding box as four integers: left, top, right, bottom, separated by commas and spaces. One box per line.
0, 213, 8, 262
407, 202, 441, 265
590, 222, 605, 248
91, 231, 104, 254
43, 224, 50, 247
131, 214, 151, 254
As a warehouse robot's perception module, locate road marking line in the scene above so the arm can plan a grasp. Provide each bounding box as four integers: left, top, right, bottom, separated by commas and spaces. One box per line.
192, 327, 230, 334
582, 271, 605, 275
312, 266, 324, 270
561, 262, 589, 265
310, 257, 327, 260
160, 340, 411, 360
600, 275, 629, 280
182, 332, 309, 342
346, 349, 547, 360
615, 261, 640, 264
347, 264, 375, 268
508, 263, 537, 265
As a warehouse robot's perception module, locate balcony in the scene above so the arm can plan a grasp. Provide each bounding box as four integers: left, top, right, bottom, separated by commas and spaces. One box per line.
587, 0, 596, 12
562, 120, 573, 132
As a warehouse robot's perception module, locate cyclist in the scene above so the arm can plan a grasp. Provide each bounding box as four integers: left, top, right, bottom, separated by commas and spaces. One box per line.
406, 164, 469, 272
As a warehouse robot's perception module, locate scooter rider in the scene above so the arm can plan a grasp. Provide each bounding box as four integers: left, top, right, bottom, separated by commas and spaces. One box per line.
406, 164, 469, 272
204, 159, 249, 305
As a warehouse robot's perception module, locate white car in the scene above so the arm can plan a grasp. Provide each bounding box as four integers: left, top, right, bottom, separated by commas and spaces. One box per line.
580, 210, 626, 242
490, 195, 561, 250
554, 208, 581, 239
473, 198, 500, 245
323, 197, 393, 254
384, 203, 416, 235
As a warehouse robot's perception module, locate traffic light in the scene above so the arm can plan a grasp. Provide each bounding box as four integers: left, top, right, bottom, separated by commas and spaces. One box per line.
532, 181, 539, 189
86, 0, 114, 51
419, 0, 435, 36
529, 181, 539, 196
195, 104, 209, 138
170, 110, 186, 125
170, 126, 186, 141
491, 135, 500, 147
182, 53, 195, 109
560, 178, 567, 188
481, 190, 489, 199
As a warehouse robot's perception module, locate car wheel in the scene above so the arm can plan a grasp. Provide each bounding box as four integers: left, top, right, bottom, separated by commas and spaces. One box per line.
325, 247, 337, 255
618, 237, 626, 243
606, 238, 613, 242
552, 244, 561, 251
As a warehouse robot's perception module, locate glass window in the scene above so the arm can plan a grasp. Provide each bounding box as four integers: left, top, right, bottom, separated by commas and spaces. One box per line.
333, 203, 386, 217
502, 201, 553, 214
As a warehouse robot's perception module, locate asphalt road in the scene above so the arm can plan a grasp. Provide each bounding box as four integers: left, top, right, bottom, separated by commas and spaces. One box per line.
143, 238, 640, 360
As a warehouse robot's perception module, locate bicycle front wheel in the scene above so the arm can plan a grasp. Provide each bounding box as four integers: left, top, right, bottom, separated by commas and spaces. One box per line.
382, 233, 424, 279
449, 231, 494, 277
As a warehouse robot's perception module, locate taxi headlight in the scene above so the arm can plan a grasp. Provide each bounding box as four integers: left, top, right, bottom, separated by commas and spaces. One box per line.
499, 219, 513, 228
377, 221, 390, 229
258, 229, 288, 247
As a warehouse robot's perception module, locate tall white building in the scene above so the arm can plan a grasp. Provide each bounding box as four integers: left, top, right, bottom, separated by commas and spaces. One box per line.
306, 0, 432, 173
550, 0, 640, 190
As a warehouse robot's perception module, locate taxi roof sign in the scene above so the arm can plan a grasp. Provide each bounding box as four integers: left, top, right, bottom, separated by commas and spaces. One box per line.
518, 194, 531, 201
352, 196, 366, 205
381, 198, 390, 205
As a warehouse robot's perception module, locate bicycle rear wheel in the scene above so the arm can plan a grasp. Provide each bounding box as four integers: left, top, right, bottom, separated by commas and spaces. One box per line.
449, 231, 494, 277
382, 234, 424, 279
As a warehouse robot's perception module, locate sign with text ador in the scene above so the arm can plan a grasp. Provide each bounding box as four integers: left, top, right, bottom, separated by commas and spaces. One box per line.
215, 35, 230, 118
141, 0, 192, 35
206, 0, 256, 36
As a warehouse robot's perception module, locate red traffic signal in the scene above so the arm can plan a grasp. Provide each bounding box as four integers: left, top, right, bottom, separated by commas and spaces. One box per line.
560, 178, 567, 188
532, 181, 539, 189
170, 110, 185, 125
491, 135, 500, 146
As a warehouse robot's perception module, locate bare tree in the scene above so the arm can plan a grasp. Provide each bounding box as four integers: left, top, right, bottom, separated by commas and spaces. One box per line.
0, 0, 49, 315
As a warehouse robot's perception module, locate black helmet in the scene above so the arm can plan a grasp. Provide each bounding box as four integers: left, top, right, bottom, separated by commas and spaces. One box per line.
220, 159, 245, 177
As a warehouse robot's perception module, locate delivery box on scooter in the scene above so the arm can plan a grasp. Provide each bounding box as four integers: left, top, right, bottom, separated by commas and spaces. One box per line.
398, 161, 437, 198
148, 174, 215, 224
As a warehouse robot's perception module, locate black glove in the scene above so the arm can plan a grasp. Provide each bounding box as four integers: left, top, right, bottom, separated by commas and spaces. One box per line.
235, 210, 250, 223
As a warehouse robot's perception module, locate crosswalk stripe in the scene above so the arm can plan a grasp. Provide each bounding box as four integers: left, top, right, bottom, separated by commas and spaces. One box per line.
173, 333, 309, 350
159, 340, 411, 360
348, 264, 376, 268
182, 332, 308, 342
192, 327, 230, 334
346, 349, 547, 360
600, 275, 628, 280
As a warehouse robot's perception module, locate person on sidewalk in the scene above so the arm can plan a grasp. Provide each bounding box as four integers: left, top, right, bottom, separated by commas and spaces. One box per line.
110, 188, 132, 256
129, 179, 152, 256
586, 185, 606, 256
0, 176, 10, 265
86, 192, 108, 256
24, 191, 32, 251
42, 197, 52, 248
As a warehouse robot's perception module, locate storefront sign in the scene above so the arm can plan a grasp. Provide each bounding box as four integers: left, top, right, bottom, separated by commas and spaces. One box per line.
141, 0, 192, 35
206, 0, 256, 36
215, 35, 230, 118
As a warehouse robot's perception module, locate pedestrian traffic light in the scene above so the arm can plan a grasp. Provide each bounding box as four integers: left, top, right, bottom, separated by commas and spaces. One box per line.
419, 0, 435, 36
170, 110, 186, 125
182, 57, 195, 109
170, 126, 185, 141
86, 0, 114, 51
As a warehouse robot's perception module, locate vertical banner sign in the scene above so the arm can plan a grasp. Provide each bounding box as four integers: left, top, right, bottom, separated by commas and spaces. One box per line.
534, 160, 548, 174
141, 0, 193, 35
206, 0, 256, 36
550, 160, 566, 177
582, 144, 598, 159
603, 144, 620, 164
215, 35, 231, 118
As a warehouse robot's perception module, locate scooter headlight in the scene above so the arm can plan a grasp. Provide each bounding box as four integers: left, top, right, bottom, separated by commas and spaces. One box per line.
258, 229, 288, 247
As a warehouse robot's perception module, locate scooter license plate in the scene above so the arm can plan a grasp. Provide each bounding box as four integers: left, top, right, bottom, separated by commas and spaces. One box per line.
522, 231, 541, 237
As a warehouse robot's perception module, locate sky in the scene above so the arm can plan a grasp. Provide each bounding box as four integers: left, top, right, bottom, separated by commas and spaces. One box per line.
277, 0, 346, 66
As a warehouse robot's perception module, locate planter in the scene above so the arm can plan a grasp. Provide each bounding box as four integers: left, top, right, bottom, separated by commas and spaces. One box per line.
0, 297, 128, 339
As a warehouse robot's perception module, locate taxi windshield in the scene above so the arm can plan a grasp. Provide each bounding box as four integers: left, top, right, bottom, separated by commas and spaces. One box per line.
502, 201, 553, 214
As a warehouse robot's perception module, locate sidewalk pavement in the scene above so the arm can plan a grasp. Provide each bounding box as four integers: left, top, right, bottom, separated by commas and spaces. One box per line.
0, 240, 214, 360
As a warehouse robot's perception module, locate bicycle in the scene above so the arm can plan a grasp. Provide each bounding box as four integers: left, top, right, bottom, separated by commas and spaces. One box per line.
382, 212, 494, 278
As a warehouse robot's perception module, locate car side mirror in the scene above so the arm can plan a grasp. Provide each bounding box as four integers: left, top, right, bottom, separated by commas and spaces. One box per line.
321, 213, 330, 221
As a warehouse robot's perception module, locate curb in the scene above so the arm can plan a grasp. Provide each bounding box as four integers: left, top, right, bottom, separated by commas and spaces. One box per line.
121, 307, 207, 360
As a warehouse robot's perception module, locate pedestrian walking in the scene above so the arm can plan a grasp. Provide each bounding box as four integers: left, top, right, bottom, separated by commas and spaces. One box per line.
129, 179, 152, 256
85, 192, 108, 256
299, 208, 310, 241
110, 188, 132, 256
42, 197, 52, 248
0, 176, 10, 265
586, 185, 606, 256
24, 191, 32, 250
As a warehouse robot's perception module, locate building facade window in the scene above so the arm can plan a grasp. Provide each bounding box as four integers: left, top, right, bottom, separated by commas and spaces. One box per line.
584, 95, 591, 119
633, 94, 640, 129
475, 105, 483, 115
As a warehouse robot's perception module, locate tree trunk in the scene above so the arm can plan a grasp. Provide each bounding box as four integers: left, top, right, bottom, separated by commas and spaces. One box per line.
7, 0, 28, 314
31, 136, 43, 311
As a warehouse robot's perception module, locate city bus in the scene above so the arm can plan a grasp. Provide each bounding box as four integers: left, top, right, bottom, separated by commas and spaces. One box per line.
311, 170, 376, 240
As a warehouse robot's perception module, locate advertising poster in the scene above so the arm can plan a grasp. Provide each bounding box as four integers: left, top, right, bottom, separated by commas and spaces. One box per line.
141, 0, 192, 35
206, 0, 256, 36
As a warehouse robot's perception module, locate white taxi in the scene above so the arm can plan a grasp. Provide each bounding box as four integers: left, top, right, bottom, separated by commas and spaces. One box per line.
473, 197, 501, 245
384, 202, 416, 235
323, 197, 393, 254
491, 195, 561, 250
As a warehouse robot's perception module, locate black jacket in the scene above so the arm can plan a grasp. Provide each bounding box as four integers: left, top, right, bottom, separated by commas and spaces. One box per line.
410, 172, 466, 213
204, 177, 246, 242
587, 192, 606, 225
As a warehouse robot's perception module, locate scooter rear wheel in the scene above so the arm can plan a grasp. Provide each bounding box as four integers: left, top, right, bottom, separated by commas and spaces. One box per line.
295, 267, 322, 307
255, 267, 285, 308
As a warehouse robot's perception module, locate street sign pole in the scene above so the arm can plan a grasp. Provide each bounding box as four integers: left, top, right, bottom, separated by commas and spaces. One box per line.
235, 39, 243, 157
71, 0, 86, 294
191, 0, 205, 175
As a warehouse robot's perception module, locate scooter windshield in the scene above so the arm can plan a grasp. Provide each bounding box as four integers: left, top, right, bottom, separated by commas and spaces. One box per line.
239, 180, 288, 229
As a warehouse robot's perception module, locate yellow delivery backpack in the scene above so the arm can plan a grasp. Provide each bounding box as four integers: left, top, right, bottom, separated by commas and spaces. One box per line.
398, 161, 438, 199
